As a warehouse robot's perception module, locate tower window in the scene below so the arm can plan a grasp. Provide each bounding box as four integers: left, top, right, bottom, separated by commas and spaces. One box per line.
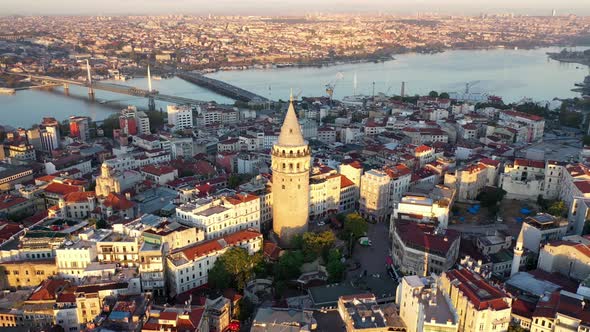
282, 185, 285, 189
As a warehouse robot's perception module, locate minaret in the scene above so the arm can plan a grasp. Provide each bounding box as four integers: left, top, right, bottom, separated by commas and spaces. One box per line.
511, 226, 525, 277
271, 93, 311, 246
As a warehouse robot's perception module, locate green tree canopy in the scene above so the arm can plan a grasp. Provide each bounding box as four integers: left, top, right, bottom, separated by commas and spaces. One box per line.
300, 231, 335, 262
275, 250, 304, 281
548, 200, 568, 217
439, 92, 450, 99
476, 188, 506, 207
208, 263, 232, 290
326, 249, 345, 283
428, 91, 439, 98
210, 247, 262, 291
343, 213, 369, 241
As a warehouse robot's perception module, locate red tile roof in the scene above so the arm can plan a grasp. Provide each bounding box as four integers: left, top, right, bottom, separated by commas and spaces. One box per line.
56, 292, 76, 303
479, 158, 500, 167
384, 164, 412, 179
64, 191, 96, 203
395, 221, 459, 254
101, 193, 135, 210
141, 165, 177, 176
175, 229, 261, 261
263, 241, 281, 261
514, 158, 545, 169
224, 193, 259, 205
502, 110, 544, 122
0, 222, 22, 242
28, 279, 68, 301
414, 145, 433, 153
512, 298, 535, 319
44, 182, 83, 196
444, 268, 510, 311
0, 195, 28, 211
574, 181, 590, 194
340, 175, 355, 188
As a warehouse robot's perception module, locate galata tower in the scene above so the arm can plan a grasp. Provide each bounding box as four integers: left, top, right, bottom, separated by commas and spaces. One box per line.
271, 95, 311, 246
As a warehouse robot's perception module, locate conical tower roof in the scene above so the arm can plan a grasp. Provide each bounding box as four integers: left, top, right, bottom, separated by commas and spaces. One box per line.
277, 96, 305, 146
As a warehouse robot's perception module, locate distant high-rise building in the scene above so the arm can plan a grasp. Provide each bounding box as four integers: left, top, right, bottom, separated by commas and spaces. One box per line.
552, 9, 557, 17
135, 111, 151, 135
271, 96, 310, 245
119, 107, 138, 135
40, 117, 61, 152
26, 128, 42, 151
167, 105, 193, 129
69, 116, 91, 142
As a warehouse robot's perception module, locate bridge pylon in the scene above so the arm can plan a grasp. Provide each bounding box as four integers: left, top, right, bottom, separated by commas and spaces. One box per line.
63, 83, 69, 95
148, 95, 156, 111
88, 87, 95, 101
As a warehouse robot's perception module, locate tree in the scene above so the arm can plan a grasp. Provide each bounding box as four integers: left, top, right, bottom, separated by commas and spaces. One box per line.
559, 109, 583, 128
326, 249, 345, 282
428, 91, 439, 98
217, 248, 262, 291
234, 297, 255, 321
548, 200, 568, 217
301, 231, 335, 262
95, 219, 109, 229
342, 213, 369, 240
439, 92, 450, 99
275, 250, 304, 280
228, 174, 241, 189
583, 135, 590, 146
210, 248, 262, 291
208, 263, 232, 290
476, 188, 506, 207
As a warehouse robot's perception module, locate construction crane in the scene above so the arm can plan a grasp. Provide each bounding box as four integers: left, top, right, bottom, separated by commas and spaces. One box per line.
325, 72, 344, 101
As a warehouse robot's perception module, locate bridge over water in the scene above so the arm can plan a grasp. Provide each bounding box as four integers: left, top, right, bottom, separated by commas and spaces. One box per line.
7, 65, 268, 109
10, 72, 207, 108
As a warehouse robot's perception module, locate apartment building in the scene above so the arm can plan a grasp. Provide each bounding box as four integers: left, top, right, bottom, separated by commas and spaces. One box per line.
499, 110, 545, 142
500, 159, 546, 200
397, 275, 459, 332
176, 193, 261, 239
537, 235, 590, 281
391, 221, 460, 277
166, 229, 262, 297
55, 240, 97, 283
441, 268, 512, 332
96, 233, 140, 267
167, 105, 193, 129
359, 164, 411, 222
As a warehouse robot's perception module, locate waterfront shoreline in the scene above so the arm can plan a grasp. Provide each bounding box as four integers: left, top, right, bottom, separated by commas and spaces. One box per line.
201, 44, 587, 75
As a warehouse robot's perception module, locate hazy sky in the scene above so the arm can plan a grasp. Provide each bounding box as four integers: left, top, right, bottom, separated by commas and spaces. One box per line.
2, 0, 590, 16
